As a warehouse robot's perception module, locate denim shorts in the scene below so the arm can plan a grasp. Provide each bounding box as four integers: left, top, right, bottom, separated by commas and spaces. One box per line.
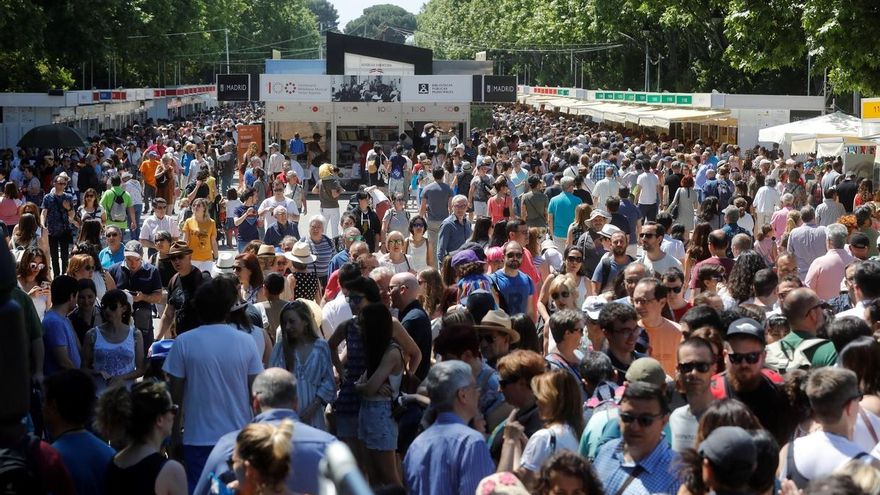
335, 413, 359, 439
358, 400, 398, 451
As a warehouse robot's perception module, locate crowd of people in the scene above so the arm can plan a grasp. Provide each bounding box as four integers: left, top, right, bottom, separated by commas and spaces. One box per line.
5, 100, 880, 495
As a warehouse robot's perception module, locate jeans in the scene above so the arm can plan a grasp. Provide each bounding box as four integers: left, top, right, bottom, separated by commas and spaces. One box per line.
143, 184, 156, 213
638, 202, 658, 222
48, 230, 72, 277
184, 444, 215, 494
129, 204, 142, 242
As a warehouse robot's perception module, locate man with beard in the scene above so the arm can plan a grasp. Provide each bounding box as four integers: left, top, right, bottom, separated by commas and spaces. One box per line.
771, 288, 837, 370
592, 231, 633, 295
636, 222, 682, 277
709, 318, 787, 445
489, 241, 535, 320
669, 337, 717, 452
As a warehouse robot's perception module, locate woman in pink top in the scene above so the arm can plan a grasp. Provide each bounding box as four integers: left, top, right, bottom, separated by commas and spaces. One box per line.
487, 176, 512, 224
0, 182, 21, 229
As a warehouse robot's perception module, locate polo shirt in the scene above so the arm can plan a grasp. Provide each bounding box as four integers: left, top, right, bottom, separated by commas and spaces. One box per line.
779, 330, 838, 369
548, 191, 582, 238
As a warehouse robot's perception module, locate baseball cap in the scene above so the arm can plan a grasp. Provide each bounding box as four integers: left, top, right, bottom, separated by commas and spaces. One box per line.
124, 240, 143, 259
148, 339, 174, 360
451, 249, 484, 267
625, 357, 666, 387
726, 317, 765, 344
849, 232, 869, 249
582, 296, 607, 320
698, 426, 757, 478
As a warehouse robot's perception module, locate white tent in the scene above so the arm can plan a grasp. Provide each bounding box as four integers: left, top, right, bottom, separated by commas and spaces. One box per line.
758, 111, 861, 145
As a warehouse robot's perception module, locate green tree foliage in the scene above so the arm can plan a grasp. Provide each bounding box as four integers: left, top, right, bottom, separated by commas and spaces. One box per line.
308, 0, 339, 32
0, 0, 320, 91
344, 4, 417, 44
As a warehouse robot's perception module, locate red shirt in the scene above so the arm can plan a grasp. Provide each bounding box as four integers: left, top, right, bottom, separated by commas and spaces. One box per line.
324, 269, 341, 301
671, 301, 693, 322
689, 256, 735, 290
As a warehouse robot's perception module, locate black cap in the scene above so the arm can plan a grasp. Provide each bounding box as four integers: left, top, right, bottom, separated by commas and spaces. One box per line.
698, 426, 757, 478
850, 232, 870, 249
726, 317, 765, 344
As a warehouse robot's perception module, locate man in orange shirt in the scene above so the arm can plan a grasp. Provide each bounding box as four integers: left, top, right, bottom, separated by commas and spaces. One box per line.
139, 151, 160, 213
633, 278, 683, 376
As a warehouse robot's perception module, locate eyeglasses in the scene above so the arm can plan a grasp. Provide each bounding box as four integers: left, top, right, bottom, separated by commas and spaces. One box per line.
619, 412, 664, 427
639, 232, 657, 238
169, 254, 187, 262
665, 285, 683, 293
505, 252, 523, 259
633, 297, 656, 305
480, 333, 495, 344
29, 262, 45, 271
347, 294, 364, 305
551, 291, 570, 299
83, 264, 95, 271
625, 277, 642, 284
677, 361, 712, 374
499, 375, 519, 388
105, 232, 119, 238
728, 351, 762, 365
412, 223, 426, 229
273, 188, 284, 192
566, 256, 583, 262
387, 239, 403, 245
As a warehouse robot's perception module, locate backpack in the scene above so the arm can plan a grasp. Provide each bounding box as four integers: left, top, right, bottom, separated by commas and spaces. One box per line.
109, 190, 127, 222
764, 337, 828, 374
0, 434, 44, 495
595, 254, 635, 292
716, 179, 733, 208
710, 370, 784, 400
456, 171, 473, 196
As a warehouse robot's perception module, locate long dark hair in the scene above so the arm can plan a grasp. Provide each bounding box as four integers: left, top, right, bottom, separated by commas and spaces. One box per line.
360, 303, 393, 376
489, 220, 508, 247
469, 216, 492, 244
726, 250, 768, 302
100, 288, 132, 325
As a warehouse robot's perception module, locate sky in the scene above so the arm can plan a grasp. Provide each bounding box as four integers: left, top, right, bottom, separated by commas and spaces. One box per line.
333, 0, 425, 30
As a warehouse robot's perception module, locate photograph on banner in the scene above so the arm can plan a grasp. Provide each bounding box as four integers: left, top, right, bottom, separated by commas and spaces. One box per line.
331, 75, 401, 102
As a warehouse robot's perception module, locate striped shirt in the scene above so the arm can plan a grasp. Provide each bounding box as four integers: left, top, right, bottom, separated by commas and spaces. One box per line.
306, 235, 336, 279
593, 437, 680, 495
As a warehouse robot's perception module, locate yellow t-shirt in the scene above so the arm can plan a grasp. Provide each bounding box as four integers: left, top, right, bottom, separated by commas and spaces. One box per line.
206, 176, 217, 199
183, 217, 216, 261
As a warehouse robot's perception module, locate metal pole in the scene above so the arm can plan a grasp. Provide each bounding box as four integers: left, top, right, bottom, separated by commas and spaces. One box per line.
225, 28, 230, 74
807, 54, 811, 96
644, 39, 649, 92
571, 50, 574, 88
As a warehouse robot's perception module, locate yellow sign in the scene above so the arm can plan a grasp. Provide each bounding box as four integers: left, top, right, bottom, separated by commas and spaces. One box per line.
861, 97, 880, 121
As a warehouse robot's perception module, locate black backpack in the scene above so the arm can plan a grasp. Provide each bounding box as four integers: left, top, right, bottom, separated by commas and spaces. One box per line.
0, 434, 44, 495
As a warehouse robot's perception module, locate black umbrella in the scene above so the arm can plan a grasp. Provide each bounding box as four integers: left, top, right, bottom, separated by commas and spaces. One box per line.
17, 124, 89, 149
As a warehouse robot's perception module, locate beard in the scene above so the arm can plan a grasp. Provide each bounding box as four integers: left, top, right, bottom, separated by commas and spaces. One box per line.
505, 260, 521, 270
727, 368, 762, 392
612, 246, 626, 256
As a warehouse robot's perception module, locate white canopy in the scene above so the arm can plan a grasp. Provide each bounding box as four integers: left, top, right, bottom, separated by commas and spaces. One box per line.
758, 112, 861, 145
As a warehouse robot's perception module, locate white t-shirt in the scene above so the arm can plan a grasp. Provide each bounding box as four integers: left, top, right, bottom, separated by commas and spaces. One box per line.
788, 431, 872, 482
669, 405, 700, 453
162, 323, 264, 445
661, 236, 686, 261
321, 292, 352, 340
139, 214, 180, 243
225, 199, 243, 220
520, 424, 579, 471
637, 171, 660, 205
259, 196, 300, 229
638, 252, 683, 276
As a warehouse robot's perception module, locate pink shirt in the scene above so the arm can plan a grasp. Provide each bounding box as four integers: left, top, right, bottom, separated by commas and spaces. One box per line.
770, 206, 792, 239
0, 198, 20, 226
805, 248, 853, 300
487, 195, 512, 224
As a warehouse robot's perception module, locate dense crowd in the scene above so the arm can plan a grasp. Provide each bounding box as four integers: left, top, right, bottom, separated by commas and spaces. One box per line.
4, 101, 880, 495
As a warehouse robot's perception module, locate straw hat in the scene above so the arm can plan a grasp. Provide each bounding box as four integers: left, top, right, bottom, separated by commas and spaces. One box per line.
284, 241, 316, 265
167, 241, 193, 256
474, 309, 520, 344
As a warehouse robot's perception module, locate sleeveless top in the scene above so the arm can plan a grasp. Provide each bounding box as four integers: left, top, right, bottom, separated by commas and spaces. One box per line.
293, 271, 320, 300
93, 326, 136, 394
92, 270, 108, 299
406, 237, 429, 272
335, 318, 367, 415
365, 343, 403, 402
105, 452, 168, 495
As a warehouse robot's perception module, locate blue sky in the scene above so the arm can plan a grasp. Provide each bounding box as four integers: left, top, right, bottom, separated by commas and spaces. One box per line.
333, 0, 425, 30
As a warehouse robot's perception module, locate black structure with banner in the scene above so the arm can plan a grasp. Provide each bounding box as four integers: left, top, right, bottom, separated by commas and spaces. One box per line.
216, 74, 251, 101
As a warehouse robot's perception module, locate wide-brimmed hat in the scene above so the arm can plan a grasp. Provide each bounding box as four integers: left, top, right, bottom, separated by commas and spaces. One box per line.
55, 172, 70, 184
167, 240, 193, 257
461, 161, 473, 173
257, 244, 277, 258
212, 251, 236, 276
284, 241, 316, 265
475, 309, 520, 344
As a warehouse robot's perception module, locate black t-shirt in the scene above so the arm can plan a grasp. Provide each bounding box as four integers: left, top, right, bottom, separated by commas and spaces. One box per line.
489, 404, 544, 463
725, 374, 789, 445
665, 173, 683, 203
573, 188, 593, 206
355, 207, 381, 252
838, 179, 858, 213
167, 267, 210, 334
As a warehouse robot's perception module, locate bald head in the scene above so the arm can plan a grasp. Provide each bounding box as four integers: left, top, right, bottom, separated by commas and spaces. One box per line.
781, 287, 821, 325
252, 368, 298, 410
391, 272, 419, 308
349, 240, 369, 257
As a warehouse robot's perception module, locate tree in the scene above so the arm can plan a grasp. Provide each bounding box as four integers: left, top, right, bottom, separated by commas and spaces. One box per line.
344, 4, 416, 44
309, 0, 339, 32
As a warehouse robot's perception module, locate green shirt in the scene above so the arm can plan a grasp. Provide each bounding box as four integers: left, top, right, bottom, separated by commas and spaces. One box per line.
780, 329, 838, 368
100, 186, 133, 229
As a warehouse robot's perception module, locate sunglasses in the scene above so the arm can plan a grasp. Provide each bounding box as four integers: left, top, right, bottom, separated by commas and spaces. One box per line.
551, 291, 570, 299
346, 235, 364, 242
665, 285, 683, 293
619, 412, 663, 427
105, 232, 119, 238
29, 262, 45, 271
499, 375, 519, 388
347, 294, 364, 305
480, 333, 495, 344
169, 254, 187, 262
505, 252, 523, 259
166, 404, 179, 415
677, 361, 712, 374
84, 264, 95, 271
387, 239, 403, 245
729, 351, 762, 365
273, 188, 284, 192
639, 233, 657, 238
412, 223, 426, 228
566, 256, 583, 262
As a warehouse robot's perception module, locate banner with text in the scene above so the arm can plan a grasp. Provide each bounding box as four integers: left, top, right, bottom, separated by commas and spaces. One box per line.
260, 75, 333, 102
399, 75, 473, 102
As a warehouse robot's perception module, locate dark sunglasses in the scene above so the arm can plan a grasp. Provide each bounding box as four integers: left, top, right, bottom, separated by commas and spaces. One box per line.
411, 223, 426, 228
506, 252, 523, 259
665, 285, 683, 294
729, 351, 761, 365
347, 294, 364, 305
169, 254, 187, 262
619, 412, 663, 427
166, 404, 179, 415
551, 291, 570, 299
105, 232, 119, 238
639, 233, 657, 238
499, 375, 519, 388
566, 256, 583, 262
480, 333, 495, 344
677, 361, 712, 374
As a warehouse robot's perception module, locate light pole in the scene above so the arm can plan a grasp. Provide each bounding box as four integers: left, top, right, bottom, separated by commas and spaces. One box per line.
618, 31, 649, 92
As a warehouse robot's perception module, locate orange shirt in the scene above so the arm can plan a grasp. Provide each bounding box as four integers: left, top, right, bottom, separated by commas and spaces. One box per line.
640, 317, 683, 377
139, 159, 160, 187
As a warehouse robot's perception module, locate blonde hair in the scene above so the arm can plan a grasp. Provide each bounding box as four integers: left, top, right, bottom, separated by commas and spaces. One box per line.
784, 210, 802, 235
67, 254, 94, 277
573, 203, 593, 228
836, 460, 880, 495
531, 369, 584, 436
235, 420, 295, 490
549, 275, 579, 305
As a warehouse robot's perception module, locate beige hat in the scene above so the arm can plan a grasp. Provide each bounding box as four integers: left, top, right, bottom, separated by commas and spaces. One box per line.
257, 244, 277, 258
625, 357, 667, 387
475, 309, 520, 344
284, 241, 316, 265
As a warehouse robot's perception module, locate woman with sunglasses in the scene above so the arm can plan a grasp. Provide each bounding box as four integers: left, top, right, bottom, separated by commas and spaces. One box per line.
182, 198, 218, 274
81, 289, 144, 394
69, 244, 117, 300
270, 300, 336, 431
77, 187, 106, 225
538, 247, 588, 322
97, 380, 187, 495
538, 276, 579, 352
17, 246, 52, 319
70, 278, 103, 344
405, 215, 435, 272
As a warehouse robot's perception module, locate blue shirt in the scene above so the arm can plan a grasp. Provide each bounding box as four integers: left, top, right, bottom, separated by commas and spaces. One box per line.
437, 214, 471, 264
42, 310, 81, 376
489, 270, 534, 316
98, 245, 125, 269
327, 250, 350, 278
404, 412, 495, 495
40, 191, 75, 235
53, 431, 115, 495
593, 437, 680, 495
234, 204, 261, 243
193, 409, 336, 495
618, 200, 643, 246
108, 261, 163, 308
591, 161, 618, 182
548, 191, 582, 238
290, 138, 306, 156
263, 221, 298, 246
